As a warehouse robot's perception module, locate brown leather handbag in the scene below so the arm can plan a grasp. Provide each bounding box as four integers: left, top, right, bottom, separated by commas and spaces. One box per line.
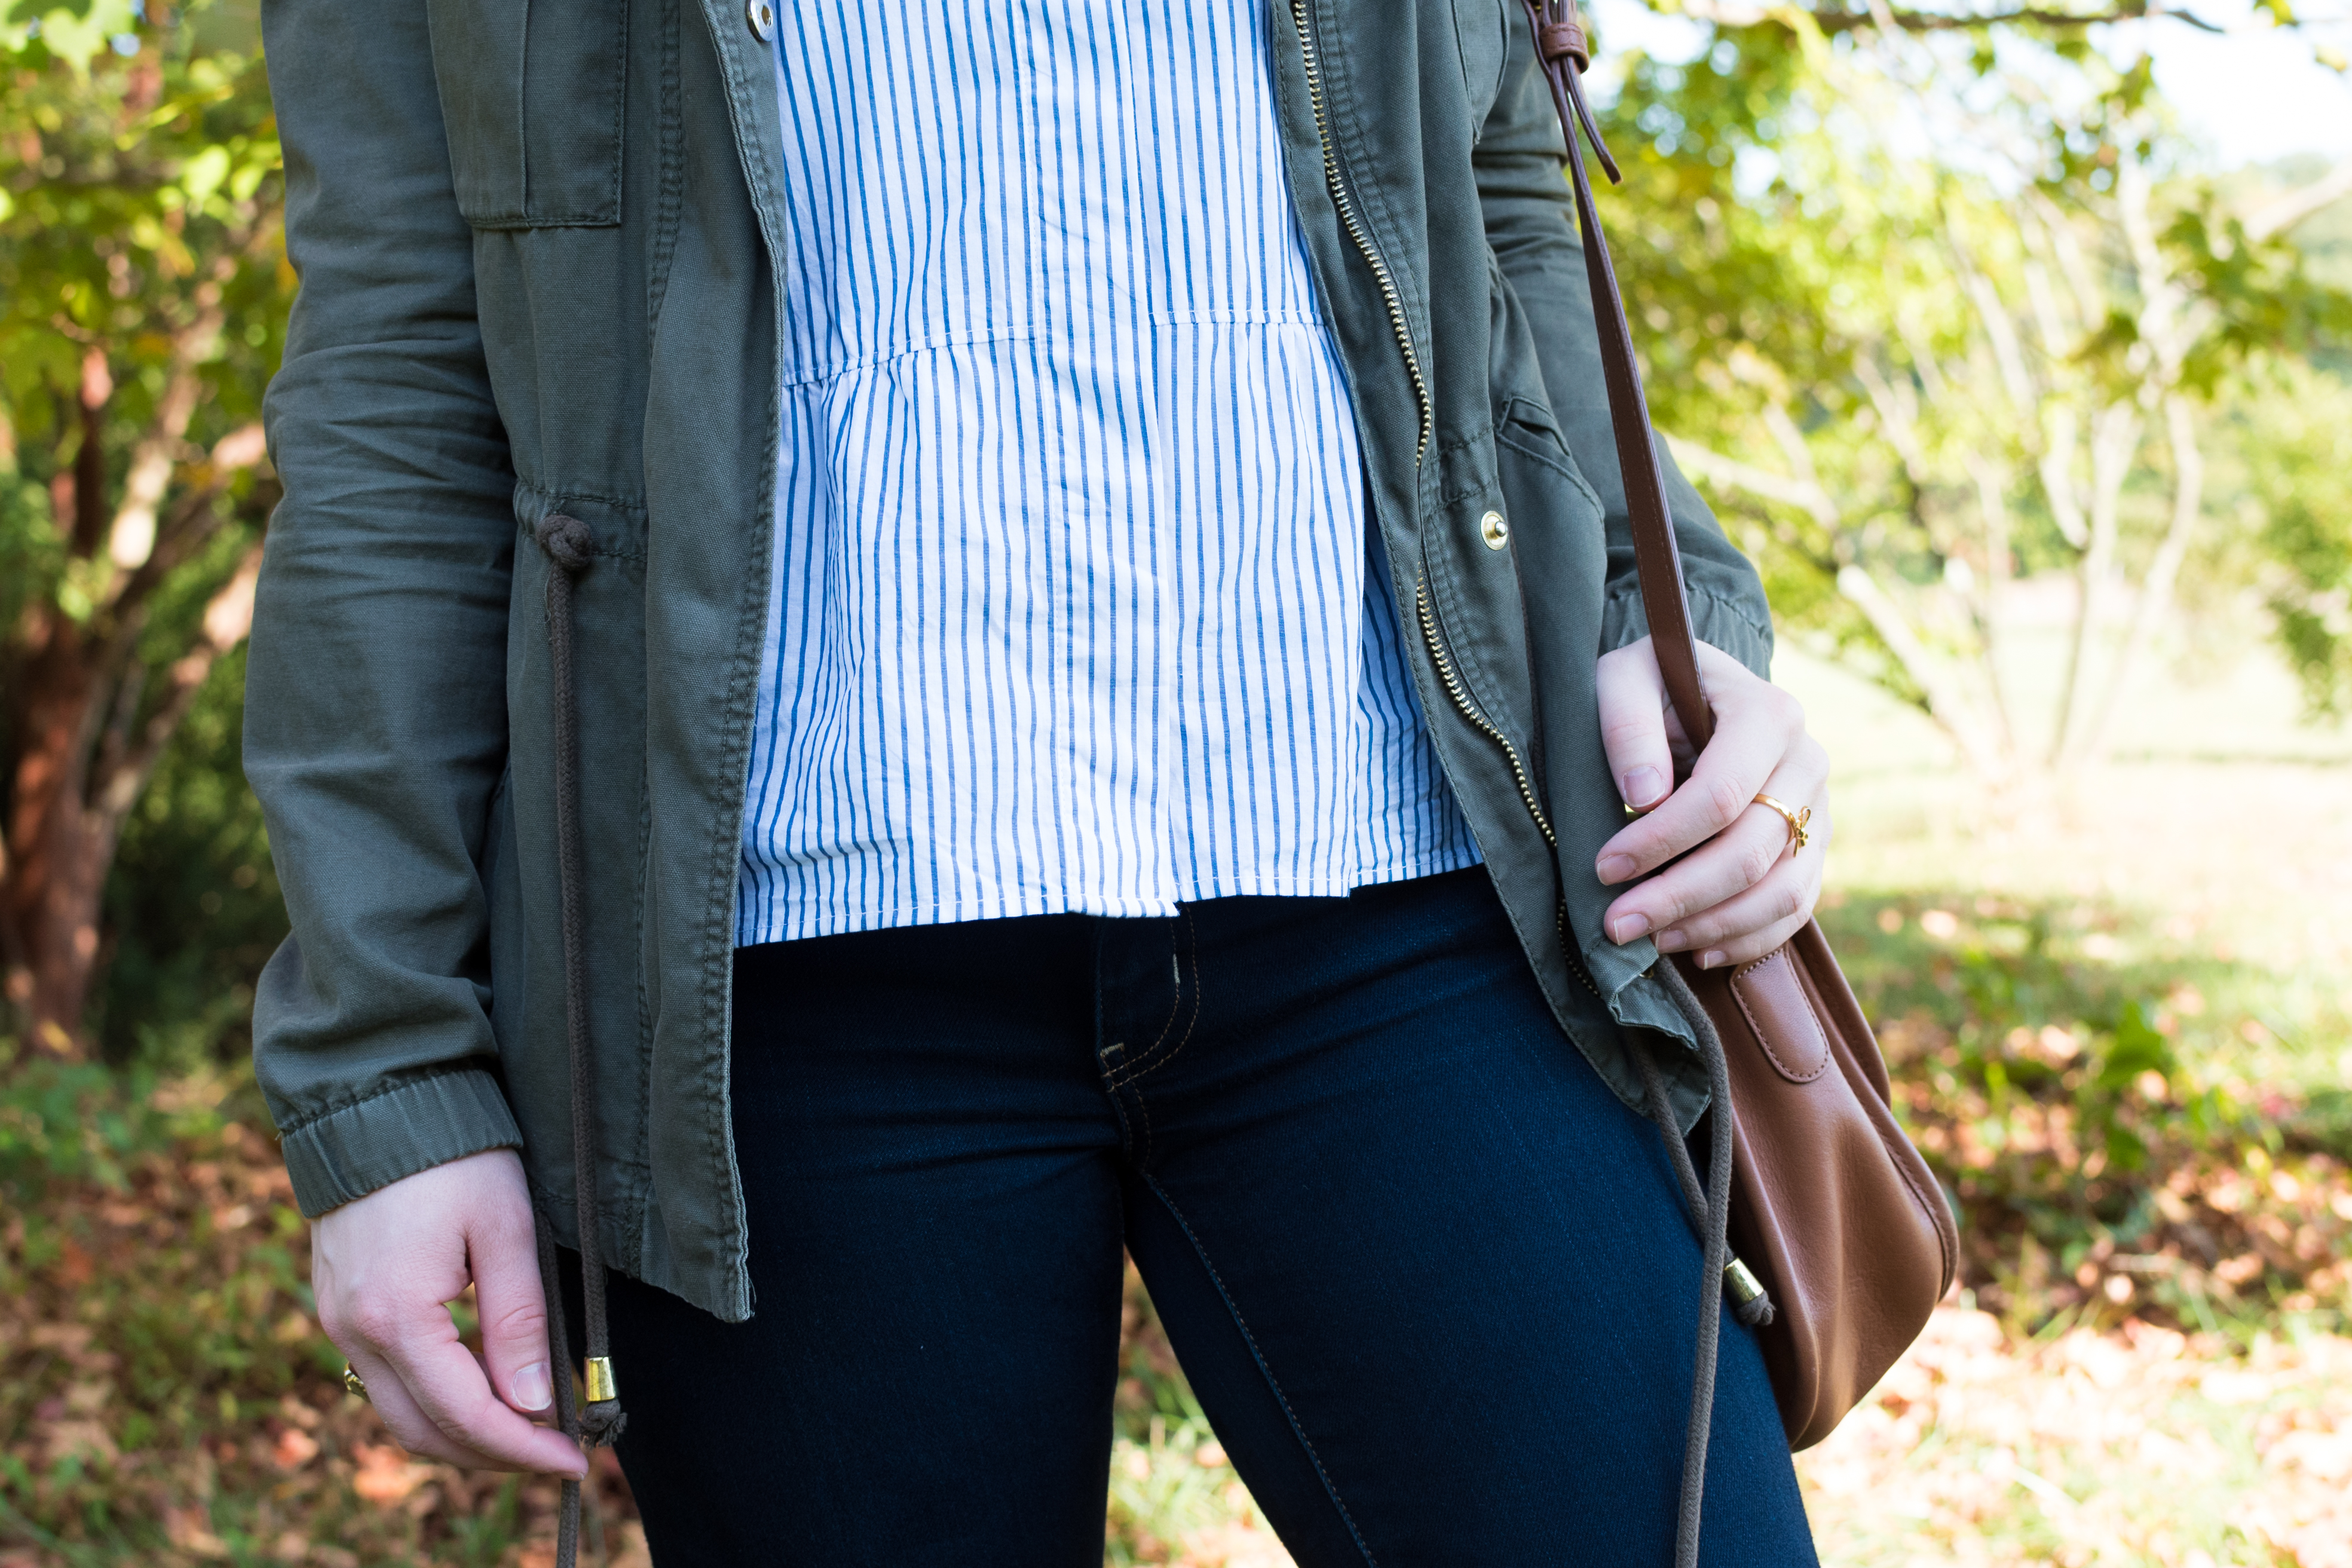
1517, 0, 1958, 1554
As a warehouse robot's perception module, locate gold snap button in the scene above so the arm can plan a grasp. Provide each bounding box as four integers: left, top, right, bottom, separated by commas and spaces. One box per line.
1480, 510, 1509, 550
746, 0, 776, 41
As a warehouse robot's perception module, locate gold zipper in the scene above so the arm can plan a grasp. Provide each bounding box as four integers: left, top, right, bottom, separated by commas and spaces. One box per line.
1288, 1, 1570, 985
1557, 901, 1603, 997
1288, 0, 1433, 464
1414, 577, 1597, 1000
1414, 571, 1554, 847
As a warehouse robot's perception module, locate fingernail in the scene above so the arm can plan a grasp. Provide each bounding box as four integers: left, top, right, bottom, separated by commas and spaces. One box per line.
1610, 913, 1651, 944
1655, 929, 1688, 953
512, 1361, 552, 1412
1699, 949, 1726, 970
1597, 854, 1636, 884
1620, 766, 1665, 809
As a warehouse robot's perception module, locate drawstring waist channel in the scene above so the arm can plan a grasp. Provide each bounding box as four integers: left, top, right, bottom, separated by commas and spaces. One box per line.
534, 513, 626, 1568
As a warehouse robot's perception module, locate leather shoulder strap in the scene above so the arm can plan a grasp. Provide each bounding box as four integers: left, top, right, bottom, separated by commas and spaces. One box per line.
1521, 0, 1716, 752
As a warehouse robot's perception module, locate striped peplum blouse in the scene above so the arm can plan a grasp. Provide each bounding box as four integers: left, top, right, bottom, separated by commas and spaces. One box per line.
735, 0, 1481, 946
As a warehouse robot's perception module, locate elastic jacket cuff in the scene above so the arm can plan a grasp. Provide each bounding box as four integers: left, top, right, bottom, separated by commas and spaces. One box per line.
279, 1068, 523, 1217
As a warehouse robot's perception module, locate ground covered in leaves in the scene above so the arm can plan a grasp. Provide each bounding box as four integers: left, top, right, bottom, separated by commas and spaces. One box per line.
1, 927, 2344, 1568
1802, 1307, 2352, 1568
0, 1065, 642, 1567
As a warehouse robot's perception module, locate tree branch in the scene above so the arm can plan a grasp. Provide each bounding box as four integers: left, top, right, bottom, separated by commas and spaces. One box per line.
1893, 308, 1952, 406
104, 423, 267, 628
1854, 356, 1931, 485
1832, 564, 2010, 780
1962, 452, 2021, 752
2050, 400, 2143, 765
102, 274, 231, 589
2023, 191, 2106, 333
1664, 431, 2007, 776
2075, 393, 2205, 766
1669, 0, 2227, 35
99, 216, 272, 601
1952, 247, 2040, 425
2038, 405, 2091, 550
2243, 160, 2352, 243
93, 547, 262, 832
1662, 433, 1839, 529
68, 353, 111, 558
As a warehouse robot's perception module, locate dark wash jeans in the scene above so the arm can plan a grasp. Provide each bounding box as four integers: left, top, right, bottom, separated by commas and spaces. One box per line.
578, 867, 1817, 1564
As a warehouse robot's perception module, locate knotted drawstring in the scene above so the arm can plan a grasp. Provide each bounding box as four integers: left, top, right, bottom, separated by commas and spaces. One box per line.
1633, 963, 1775, 1568
534, 513, 626, 1568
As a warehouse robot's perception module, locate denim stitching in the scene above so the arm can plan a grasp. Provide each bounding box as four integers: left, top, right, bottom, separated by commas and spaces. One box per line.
1100, 917, 1187, 1082
1103, 1069, 1139, 1159
1127, 1069, 1157, 1168
1107, 909, 1202, 1092
1143, 1175, 1382, 1568
1117, 909, 1194, 1076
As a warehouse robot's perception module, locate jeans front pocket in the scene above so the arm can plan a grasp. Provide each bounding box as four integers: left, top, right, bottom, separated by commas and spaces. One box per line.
426, 0, 629, 228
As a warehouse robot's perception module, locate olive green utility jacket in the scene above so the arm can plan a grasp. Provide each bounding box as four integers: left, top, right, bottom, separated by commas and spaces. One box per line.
247, 0, 1774, 1319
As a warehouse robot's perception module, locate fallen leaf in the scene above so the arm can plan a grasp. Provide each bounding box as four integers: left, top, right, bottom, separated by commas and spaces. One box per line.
350, 1443, 433, 1505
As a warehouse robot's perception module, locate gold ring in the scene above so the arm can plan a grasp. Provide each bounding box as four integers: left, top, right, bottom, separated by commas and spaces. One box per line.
1753, 792, 1811, 852
341, 1362, 368, 1399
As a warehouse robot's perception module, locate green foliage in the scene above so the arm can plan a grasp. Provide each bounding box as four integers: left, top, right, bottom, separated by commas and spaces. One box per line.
2, 0, 287, 1058
0, 1, 144, 74
94, 647, 283, 1070
2159, 204, 2352, 397
2227, 360, 2352, 719
1590, 4, 2352, 770
0, 1055, 210, 1198
0, 0, 284, 484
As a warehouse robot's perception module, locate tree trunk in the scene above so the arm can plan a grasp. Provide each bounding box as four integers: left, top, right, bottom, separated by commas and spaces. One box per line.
2074, 393, 2206, 767
4, 547, 264, 1057
2048, 401, 2140, 766
2, 624, 117, 1059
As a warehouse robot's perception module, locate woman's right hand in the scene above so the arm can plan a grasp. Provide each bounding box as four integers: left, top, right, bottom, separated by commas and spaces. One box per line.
311, 1148, 589, 1476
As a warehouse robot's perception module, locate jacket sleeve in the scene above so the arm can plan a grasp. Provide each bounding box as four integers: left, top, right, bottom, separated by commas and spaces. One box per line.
244, 0, 522, 1215
1472, 7, 1774, 679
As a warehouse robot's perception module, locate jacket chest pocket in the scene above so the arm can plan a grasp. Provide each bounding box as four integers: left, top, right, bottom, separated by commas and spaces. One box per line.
426, 0, 629, 228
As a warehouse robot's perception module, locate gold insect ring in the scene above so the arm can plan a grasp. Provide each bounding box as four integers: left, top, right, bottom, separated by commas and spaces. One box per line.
1752, 793, 1811, 852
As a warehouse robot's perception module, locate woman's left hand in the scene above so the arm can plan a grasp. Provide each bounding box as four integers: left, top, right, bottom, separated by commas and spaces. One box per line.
1591, 636, 1831, 969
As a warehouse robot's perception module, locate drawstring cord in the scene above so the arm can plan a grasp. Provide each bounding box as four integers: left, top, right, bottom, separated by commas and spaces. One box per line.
536, 1208, 585, 1567
534, 513, 626, 1568
1634, 963, 1775, 1568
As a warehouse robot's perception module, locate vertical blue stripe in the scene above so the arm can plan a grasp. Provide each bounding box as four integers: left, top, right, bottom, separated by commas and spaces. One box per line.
739, 0, 1478, 945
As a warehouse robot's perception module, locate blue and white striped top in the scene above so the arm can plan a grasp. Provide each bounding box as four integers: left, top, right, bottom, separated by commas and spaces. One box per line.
735, 0, 1480, 946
